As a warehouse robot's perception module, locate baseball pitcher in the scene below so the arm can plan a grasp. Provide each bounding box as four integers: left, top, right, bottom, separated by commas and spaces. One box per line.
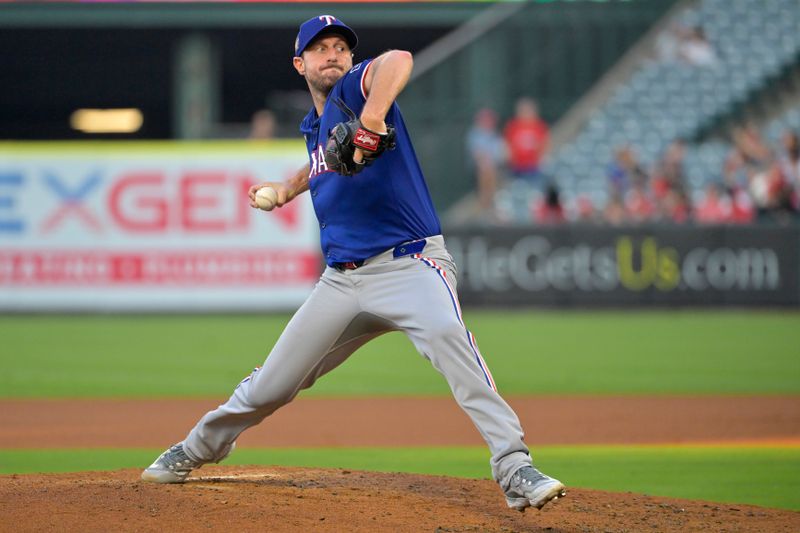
142, 15, 566, 512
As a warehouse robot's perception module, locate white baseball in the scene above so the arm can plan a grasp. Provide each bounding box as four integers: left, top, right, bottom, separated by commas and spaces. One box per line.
255, 186, 279, 211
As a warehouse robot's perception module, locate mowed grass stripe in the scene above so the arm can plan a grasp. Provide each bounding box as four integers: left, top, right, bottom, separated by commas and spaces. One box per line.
1, 445, 798, 511
1, 311, 798, 397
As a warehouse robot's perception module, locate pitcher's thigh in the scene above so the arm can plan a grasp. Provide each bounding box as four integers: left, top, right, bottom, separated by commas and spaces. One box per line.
247, 274, 362, 402
367, 260, 473, 357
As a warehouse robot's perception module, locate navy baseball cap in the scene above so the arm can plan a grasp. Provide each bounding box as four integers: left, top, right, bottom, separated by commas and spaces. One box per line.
294, 15, 358, 57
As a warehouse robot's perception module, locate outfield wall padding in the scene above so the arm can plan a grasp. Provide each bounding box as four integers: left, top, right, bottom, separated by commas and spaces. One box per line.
443, 225, 799, 307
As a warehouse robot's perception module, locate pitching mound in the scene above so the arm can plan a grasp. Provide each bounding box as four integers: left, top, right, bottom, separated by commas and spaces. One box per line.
2, 466, 798, 532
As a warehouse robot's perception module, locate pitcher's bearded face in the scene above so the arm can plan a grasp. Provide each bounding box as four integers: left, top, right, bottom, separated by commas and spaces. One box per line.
295, 35, 353, 94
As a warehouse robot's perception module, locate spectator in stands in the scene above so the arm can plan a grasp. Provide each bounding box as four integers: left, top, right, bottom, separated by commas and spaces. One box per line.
602, 191, 627, 226
625, 178, 657, 223
654, 22, 684, 63
503, 97, 550, 186
248, 109, 277, 140
750, 160, 796, 223
724, 123, 772, 187
607, 145, 647, 195
572, 195, 597, 224
677, 26, 717, 67
652, 139, 688, 199
723, 150, 748, 189
660, 188, 691, 224
694, 183, 732, 224
466, 108, 506, 216
533, 182, 566, 225
727, 185, 755, 224
737, 123, 772, 165
777, 130, 800, 209
656, 24, 716, 67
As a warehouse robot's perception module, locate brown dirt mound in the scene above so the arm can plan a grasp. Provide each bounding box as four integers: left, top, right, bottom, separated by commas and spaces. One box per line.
2, 466, 798, 533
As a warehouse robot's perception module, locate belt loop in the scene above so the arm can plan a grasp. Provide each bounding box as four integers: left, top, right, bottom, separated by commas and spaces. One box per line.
334, 260, 365, 271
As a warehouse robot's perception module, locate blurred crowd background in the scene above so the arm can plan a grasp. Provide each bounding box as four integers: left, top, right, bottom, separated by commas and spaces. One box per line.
467, 100, 800, 227
3, 0, 798, 230
2, 0, 799, 311
458, 0, 800, 227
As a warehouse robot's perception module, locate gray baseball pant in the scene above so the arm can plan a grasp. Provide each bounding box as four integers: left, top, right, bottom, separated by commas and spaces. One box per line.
183, 235, 532, 489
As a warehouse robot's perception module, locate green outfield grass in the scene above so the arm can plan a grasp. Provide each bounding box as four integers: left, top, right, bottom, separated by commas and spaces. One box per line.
1, 311, 798, 397
1, 446, 797, 511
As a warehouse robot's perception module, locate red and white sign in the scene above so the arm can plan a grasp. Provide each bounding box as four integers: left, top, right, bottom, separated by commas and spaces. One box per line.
0, 142, 321, 311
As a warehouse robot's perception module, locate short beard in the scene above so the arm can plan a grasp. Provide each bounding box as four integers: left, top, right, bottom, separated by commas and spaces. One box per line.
305, 67, 344, 96
307, 76, 336, 96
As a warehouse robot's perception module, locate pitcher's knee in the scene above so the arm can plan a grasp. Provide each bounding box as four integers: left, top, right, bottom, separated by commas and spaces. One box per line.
250, 386, 297, 410
236, 374, 297, 412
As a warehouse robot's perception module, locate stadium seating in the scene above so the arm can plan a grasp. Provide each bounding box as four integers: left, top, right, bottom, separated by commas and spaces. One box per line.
503, 0, 800, 224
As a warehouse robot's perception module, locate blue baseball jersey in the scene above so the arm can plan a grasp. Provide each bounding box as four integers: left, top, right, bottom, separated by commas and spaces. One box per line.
300, 58, 441, 266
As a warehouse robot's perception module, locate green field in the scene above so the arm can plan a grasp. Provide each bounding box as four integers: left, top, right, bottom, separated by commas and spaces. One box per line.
1, 311, 798, 511
1, 311, 798, 397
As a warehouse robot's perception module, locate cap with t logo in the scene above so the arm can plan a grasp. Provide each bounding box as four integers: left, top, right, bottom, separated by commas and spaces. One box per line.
294, 15, 358, 57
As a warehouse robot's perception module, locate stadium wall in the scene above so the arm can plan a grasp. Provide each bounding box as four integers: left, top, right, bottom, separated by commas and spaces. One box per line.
444, 225, 800, 307
4, 141, 794, 312
0, 141, 320, 312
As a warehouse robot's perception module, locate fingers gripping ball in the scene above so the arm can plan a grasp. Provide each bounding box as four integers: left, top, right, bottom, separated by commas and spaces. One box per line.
324, 119, 396, 177
255, 186, 279, 211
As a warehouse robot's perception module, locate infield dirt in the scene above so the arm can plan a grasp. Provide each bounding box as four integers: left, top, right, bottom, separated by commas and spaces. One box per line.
2, 466, 799, 532
2, 395, 799, 531
3, 395, 799, 447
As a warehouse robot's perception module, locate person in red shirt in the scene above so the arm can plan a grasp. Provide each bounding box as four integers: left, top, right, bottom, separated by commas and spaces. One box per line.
503, 97, 550, 184
625, 179, 657, 223
660, 189, 691, 224
728, 186, 755, 224
694, 183, 732, 224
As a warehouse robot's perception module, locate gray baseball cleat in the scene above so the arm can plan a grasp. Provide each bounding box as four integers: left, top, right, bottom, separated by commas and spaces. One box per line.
504, 466, 566, 512
141, 442, 234, 483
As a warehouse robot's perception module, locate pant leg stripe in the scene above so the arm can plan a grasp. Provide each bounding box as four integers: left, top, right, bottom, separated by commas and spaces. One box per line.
415, 254, 496, 391
235, 366, 261, 390
414, 254, 464, 325
468, 330, 497, 391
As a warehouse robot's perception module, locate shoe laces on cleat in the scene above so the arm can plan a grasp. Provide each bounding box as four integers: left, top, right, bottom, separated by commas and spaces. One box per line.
156, 443, 200, 473
510, 466, 549, 491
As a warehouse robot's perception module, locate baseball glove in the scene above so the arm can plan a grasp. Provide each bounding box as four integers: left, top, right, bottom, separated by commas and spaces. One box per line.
324, 98, 396, 176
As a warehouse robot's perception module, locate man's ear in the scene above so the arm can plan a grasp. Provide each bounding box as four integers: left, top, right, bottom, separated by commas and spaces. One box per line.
293, 56, 305, 76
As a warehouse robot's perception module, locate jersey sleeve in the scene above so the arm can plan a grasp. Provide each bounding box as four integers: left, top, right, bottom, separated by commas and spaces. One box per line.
339, 58, 374, 104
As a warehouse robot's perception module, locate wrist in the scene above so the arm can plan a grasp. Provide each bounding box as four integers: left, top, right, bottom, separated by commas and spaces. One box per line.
359, 113, 387, 133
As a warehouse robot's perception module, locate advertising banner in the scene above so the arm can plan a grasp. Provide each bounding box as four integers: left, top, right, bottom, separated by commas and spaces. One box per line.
444, 225, 799, 307
0, 142, 321, 311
